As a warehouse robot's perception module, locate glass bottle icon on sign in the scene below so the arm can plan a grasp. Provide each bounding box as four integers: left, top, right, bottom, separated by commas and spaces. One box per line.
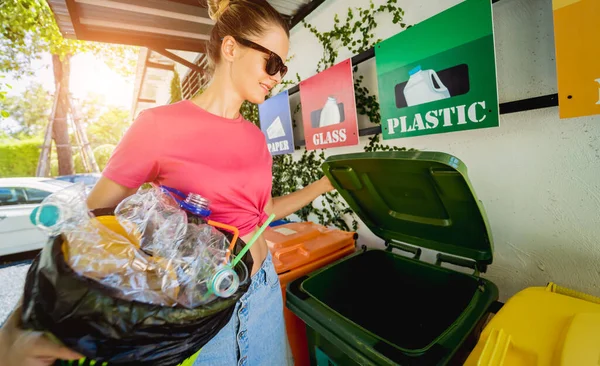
319, 96, 342, 128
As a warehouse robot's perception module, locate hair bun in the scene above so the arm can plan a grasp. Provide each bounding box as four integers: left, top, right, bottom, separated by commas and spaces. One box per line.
207, 0, 230, 22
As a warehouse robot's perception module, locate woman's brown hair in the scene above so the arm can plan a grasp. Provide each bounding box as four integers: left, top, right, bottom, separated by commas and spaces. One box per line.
206, 0, 289, 74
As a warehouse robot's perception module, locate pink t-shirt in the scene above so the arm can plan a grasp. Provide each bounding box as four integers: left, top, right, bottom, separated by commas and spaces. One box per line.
103, 100, 273, 237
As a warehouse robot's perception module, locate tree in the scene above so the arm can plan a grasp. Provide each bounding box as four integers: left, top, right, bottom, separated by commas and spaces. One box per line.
87, 105, 131, 147
0, 75, 11, 118
0, 86, 130, 142
0, 0, 137, 175
0, 82, 52, 138
170, 69, 183, 104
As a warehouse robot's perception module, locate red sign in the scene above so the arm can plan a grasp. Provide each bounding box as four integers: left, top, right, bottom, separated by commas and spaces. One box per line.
299, 59, 359, 150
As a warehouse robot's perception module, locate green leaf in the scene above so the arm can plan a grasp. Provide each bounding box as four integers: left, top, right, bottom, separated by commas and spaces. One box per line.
1, 110, 9, 118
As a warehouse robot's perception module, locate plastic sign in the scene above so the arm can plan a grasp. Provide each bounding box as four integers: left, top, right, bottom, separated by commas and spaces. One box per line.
552, 0, 600, 118
299, 59, 359, 150
258, 90, 295, 155
375, 0, 499, 139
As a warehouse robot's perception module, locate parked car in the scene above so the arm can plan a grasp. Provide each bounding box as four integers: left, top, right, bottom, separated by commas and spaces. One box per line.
55, 173, 101, 193
0, 177, 74, 257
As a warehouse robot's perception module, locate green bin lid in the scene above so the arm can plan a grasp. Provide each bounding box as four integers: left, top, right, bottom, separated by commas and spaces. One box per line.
322, 151, 493, 265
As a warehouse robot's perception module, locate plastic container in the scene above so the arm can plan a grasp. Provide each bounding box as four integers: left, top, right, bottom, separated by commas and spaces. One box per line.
286, 151, 499, 365
464, 282, 600, 366
263, 222, 357, 366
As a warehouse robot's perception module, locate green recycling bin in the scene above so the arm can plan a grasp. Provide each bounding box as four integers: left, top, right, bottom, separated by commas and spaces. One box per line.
286, 151, 499, 365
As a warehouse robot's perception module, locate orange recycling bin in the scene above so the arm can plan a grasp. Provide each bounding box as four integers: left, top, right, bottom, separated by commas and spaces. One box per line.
263, 222, 357, 366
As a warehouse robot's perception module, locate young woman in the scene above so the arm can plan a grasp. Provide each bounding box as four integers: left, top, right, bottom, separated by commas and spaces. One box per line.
0, 0, 333, 364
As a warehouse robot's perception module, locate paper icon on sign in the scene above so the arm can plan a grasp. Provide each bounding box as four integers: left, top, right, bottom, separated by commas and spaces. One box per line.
267, 116, 286, 139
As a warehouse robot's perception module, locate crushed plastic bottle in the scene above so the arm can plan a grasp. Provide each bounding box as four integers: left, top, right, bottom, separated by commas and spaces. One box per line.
30, 182, 90, 236
113, 186, 188, 257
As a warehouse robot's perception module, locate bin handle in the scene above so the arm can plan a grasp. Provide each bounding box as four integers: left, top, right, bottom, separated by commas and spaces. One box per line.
385, 241, 421, 260
435, 253, 480, 276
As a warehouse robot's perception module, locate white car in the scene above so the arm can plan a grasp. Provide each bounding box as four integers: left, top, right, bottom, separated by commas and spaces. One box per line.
0, 177, 74, 257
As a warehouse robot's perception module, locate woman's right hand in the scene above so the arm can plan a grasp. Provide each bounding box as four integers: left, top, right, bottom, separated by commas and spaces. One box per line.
0, 306, 83, 366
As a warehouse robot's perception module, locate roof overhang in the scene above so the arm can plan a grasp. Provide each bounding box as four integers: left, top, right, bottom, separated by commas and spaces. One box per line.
46, 0, 327, 117
46, 0, 325, 53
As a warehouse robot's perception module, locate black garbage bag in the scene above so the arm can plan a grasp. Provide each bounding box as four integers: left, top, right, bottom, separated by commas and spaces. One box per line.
21, 208, 253, 366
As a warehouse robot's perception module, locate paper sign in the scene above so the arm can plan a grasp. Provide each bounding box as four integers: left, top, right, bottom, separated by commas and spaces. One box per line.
258, 90, 295, 155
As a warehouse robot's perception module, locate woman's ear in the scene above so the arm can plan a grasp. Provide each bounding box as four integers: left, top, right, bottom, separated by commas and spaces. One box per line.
220, 35, 237, 63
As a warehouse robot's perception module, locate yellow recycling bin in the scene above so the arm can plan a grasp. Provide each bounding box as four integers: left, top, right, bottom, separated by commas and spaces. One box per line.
464, 282, 600, 366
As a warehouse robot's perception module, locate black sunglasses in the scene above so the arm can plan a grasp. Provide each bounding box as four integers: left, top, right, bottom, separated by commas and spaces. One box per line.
231, 36, 288, 78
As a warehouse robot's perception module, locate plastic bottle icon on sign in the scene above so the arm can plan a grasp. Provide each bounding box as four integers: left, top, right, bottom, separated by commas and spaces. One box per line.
319, 96, 342, 128
403, 65, 451, 107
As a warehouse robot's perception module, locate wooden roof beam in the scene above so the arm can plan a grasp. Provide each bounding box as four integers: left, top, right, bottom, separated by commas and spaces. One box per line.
149, 48, 206, 75
74, 0, 214, 25
146, 61, 175, 71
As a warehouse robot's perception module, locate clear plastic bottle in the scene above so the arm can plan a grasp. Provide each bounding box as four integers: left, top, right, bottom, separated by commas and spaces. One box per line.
29, 182, 90, 236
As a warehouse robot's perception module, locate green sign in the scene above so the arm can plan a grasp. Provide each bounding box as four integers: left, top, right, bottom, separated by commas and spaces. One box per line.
375, 0, 499, 140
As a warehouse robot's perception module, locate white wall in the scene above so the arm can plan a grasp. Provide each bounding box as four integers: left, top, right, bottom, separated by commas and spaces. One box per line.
282, 0, 600, 302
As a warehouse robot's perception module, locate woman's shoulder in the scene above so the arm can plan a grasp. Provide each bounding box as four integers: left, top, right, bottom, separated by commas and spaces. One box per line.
136, 100, 193, 120
240, 118, 267, 141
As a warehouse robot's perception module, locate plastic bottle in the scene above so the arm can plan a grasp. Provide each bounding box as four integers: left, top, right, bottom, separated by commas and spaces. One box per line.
29, 182, 90, 236
403, 65, 451, 107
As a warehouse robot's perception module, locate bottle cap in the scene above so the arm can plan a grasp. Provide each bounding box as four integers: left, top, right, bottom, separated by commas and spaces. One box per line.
30, 204, 60, 228
408, 65, 422, 76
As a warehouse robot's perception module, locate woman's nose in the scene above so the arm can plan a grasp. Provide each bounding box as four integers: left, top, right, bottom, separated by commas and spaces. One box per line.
270, 73, 282, 84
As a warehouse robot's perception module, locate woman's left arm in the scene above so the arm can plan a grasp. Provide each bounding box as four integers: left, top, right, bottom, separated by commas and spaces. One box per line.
266, 176, 335, 220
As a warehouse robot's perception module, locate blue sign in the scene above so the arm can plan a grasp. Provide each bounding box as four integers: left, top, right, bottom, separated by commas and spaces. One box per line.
258, 90, 295, 155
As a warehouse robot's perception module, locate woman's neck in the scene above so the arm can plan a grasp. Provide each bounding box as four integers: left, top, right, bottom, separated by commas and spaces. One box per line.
189, 68, 244, 119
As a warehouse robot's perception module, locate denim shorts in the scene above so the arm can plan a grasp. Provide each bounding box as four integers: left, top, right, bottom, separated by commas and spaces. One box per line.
193, 252, 293, 365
